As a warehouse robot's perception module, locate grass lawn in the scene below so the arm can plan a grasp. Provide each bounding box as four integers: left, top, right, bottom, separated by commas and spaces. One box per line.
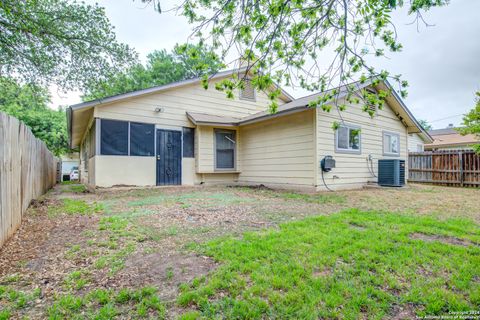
0, 184, 479, 319
178, 209, 480, 319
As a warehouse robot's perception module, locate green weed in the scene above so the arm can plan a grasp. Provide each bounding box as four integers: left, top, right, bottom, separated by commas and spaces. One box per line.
69, 185, 87, 193
64, 270, 90, 290
48, 287, 165, 319
48, 199, 103, 216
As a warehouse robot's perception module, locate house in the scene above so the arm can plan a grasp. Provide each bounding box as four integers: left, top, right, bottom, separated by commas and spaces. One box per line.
425, 124, 479, 151
67, 68, 432, 191
61, 152, 80, 181
407, 133, 430, 152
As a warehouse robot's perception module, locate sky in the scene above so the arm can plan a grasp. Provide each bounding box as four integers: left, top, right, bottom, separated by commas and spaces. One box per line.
51, 0, 480, 129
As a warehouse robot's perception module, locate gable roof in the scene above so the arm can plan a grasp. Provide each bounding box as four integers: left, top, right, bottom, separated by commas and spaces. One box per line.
69, 67, 293, 111
68, 74, 432, 147
187, 80, 433, 143
67, 67, 294, 147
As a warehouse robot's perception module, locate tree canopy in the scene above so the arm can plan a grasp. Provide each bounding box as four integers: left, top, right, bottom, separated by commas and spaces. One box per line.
83, 43, 225, 101
417, 119, 432, 131
458, 92, 480, 153
0, 0, 136, 92
143, 0, 448, 116
0, 77, 69, 156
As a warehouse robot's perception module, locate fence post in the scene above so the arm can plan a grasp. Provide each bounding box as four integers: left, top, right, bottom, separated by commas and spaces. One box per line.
459, 151, 464, 187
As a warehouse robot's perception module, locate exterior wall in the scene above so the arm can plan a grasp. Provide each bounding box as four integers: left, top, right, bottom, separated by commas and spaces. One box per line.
94, 156, 156, 187
316, 99, 408, 191
195, 125, 240, 184
237, 110, 316, 189
79, 116, 95, 185
408, 133, 425, 152
88, 80, 283, 187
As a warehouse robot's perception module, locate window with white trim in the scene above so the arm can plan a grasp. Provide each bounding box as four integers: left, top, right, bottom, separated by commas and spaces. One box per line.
383, 131, 400, 155
215, 129, 236, 169
335, 125, 361, 153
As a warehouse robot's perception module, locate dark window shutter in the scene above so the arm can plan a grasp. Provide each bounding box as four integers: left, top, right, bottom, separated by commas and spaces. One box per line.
130, 122, 155, 156
100, 119, 128, 155
183, 127, 195, 158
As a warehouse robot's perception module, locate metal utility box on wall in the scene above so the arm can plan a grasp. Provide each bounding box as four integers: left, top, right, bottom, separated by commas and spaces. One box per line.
378, 159, 405, 187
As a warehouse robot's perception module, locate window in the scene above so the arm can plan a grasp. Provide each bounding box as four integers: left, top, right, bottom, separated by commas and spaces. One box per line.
335, 125, 361, 153
215, 129, 236, 169
183, 127, 195, 158
239, 79, 256, 101
130, 122, 154, 156
100, 119, 128, 155
383, 131, 400, 156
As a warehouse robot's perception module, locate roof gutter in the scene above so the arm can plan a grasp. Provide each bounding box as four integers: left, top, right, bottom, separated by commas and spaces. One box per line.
66, 106, 73, 149
238, 106, 308, 126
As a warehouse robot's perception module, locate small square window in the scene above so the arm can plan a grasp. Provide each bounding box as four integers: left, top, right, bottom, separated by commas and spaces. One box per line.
335, 125, 361, 153
383, 132, 400, 156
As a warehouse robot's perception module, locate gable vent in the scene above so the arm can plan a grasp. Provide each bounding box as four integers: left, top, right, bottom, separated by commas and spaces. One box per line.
240, 79, 256, 101
365, 87, 377, 113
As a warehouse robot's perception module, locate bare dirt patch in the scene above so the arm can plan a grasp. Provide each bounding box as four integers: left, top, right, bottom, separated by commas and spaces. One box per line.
390, 303, 417, 320
410, 232, 478, 247
120, 252, 216, 300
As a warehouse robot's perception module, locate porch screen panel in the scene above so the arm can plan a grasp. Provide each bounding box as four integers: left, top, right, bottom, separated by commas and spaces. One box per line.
100, 119, 128, 155
183, 127, 194, 158
215, 130, 235, 169
130, 122, 154, 156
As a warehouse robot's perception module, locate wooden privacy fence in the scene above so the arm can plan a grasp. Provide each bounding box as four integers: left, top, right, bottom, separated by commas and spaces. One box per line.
408, 150, 480, 187
0, 112, 57, 247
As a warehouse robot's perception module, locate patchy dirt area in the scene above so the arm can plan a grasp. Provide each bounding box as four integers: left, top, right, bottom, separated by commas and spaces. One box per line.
0, 183, 479, 319
410, 232, 480, 247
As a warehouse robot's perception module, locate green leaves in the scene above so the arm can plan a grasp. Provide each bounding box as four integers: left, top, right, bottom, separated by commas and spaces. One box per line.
0, 0, 136, 92
83, 43, 223, 100
0, 77, 69, 155
459, 92, 480, 153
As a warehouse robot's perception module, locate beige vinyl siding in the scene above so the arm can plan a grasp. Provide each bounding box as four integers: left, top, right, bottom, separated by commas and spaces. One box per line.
408, 133, 425, 152
316, 99, 408, 190
94, 81, 283, 127
195, 126, 240, 185
90, 80, 279, 186
94, 156, 156, 187
238, 110, 315, 188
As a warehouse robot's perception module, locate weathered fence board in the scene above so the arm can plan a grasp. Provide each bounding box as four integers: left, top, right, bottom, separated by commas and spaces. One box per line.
0, 112, 57, 248
408, 150, 480, 187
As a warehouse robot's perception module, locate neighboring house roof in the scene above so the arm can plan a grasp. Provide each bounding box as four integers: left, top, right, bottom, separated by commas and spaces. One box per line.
429, 127, 458, 135
425, 128, 479, 149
